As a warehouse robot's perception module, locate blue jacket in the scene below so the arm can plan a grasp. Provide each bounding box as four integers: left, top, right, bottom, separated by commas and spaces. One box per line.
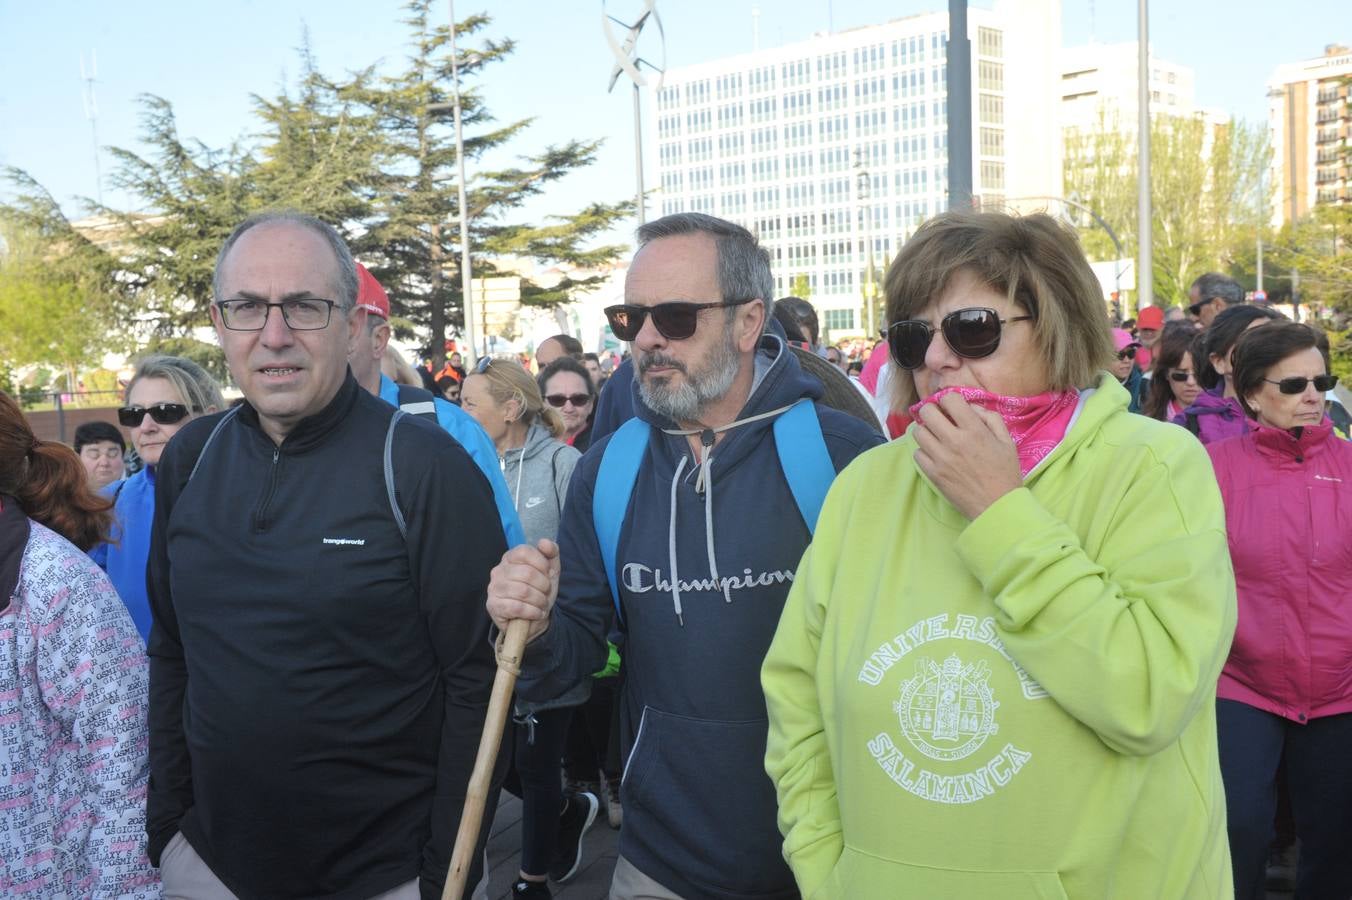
89, 467, 155, 642
516, 336, 884, 900
379, 375, 525, 548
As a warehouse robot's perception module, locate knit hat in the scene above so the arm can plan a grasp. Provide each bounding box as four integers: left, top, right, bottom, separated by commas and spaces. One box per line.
355, 264, 389, 318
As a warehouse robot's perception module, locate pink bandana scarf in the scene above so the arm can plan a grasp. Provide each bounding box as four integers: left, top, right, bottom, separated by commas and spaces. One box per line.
910, 386, 1081, 476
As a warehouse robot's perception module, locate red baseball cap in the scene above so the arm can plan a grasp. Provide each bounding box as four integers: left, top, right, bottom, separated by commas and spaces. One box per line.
1136, 306, 1164, 331
355, 263, 389, 319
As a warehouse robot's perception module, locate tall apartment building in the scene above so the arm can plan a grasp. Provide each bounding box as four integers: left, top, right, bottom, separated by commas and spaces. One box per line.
1061, 42, 1197, 134
1268, 44, 1352, 226
649, 0, 1061, 337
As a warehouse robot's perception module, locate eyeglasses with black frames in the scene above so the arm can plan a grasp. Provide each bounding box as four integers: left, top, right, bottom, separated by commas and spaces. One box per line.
216, 298, 338, 331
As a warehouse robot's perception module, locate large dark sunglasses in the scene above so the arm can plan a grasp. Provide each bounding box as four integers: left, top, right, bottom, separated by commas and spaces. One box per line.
887, 308, 1033, 370
546, 393, 592, 408
1187, 297, 1217, 317
604, 298, 754, 342
118, 403, 192, 427
1264, 375, 1338, 395
1168, 370, 1197, 383
1116, 346, 1138, 361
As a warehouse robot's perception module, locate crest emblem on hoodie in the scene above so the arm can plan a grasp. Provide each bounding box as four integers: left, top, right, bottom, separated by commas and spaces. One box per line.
859, 613, 1039, 804
895, 654, 999, 762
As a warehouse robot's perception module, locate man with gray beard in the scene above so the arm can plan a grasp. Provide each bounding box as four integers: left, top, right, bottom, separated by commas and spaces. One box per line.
486, 213, 883, 900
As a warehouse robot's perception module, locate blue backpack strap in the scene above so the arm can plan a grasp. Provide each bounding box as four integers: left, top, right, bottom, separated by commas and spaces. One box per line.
773, 399, 835, 535
593, 418, 650, 627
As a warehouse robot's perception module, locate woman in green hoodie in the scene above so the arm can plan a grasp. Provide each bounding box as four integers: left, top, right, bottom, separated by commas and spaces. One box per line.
762, 211, 1237, 899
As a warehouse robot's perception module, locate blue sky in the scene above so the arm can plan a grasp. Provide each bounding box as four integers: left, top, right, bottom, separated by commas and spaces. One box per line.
0, 0, 1343, 234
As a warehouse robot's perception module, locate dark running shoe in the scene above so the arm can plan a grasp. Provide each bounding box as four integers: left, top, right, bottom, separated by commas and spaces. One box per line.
512, 878, 552, 898
548, 790, 599, 883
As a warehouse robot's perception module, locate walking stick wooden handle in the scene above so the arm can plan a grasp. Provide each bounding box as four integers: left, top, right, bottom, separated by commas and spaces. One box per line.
443, 617, 532, 900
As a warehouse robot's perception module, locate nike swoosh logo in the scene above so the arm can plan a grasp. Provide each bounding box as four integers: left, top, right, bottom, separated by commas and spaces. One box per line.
525, 497, 545, 508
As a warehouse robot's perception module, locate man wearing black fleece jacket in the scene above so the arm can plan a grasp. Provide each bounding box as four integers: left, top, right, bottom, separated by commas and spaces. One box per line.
146, 212, 506, 900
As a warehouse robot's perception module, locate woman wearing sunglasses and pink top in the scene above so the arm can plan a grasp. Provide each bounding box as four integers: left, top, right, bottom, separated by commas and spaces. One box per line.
762, 211, 1237, 899
90, 356, 223, 642
1206, 322, 1352, 899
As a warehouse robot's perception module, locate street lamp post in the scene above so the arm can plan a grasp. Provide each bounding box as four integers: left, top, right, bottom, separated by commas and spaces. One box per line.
856, 150, 876, 337
448, 0, 478, 360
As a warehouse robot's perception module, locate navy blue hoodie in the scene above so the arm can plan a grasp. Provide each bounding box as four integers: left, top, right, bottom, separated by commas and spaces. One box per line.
517, 336, 883, 899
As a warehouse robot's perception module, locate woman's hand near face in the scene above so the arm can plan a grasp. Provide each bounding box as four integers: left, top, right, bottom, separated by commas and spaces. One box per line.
912, 392, 1022, 520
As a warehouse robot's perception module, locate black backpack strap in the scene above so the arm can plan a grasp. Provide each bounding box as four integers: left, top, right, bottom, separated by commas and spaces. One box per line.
187, 407, 242, 484
395, 383, 438, 420
384, 410, 409, 541
1184, 413, 1201, 436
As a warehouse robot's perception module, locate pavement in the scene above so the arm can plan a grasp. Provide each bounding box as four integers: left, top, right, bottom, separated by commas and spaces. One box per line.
484, 792, 619, 899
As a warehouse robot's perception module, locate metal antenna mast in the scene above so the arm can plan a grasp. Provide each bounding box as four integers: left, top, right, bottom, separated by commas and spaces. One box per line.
80, 50, 104, 205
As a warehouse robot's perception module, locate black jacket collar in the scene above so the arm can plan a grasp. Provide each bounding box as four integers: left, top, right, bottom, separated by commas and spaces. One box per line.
235, 369, 363, 454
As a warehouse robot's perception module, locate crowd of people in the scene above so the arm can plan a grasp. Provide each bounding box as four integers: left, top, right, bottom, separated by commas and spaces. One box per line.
3, 206, 1349, 900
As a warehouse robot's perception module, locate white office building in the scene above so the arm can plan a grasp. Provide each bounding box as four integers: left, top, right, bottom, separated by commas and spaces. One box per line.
650, 0, 1062, 338
1060, 42, 1198, 135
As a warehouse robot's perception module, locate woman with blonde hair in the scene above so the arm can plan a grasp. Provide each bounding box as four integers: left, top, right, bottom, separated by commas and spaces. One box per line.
90, 355, 224, 642
763, 210, 1236, 898
460, 357, 594, 895
0, 391, 160, 897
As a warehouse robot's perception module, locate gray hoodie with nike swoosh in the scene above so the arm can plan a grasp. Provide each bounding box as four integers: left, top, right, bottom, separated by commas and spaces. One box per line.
500, 423, 580, 549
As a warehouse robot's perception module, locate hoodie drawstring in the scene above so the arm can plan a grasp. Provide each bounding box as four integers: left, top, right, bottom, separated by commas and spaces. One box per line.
661, 403, 795, 624
668, 456, 687, 626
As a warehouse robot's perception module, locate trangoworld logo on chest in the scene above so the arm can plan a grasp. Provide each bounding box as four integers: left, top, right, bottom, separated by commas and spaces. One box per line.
859, 613, 1045, 805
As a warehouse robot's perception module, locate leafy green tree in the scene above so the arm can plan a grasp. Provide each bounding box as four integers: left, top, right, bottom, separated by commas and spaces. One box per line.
789, 273, 813, 301
2, 5, 631, 372
0, 209, 119, 383
349, 1, 631, 367
1065, 111, 1270, 307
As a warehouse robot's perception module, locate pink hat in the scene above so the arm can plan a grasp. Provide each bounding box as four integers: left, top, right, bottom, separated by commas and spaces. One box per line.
355, 263, 389, 318
1111, 328, 1141, 351
1136, 306, 1164, 331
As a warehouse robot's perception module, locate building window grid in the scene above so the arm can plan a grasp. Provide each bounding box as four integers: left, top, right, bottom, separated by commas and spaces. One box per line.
979, 127, 1004, 157
782, 58, 812, 87
977, 27, 1003, 59
978, 60, 1004, 92
718, 102, 744, 129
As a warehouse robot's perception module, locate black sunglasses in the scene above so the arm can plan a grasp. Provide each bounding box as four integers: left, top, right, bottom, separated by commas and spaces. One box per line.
118, 402, 192, 427
546, 393, 592, 408
1168, 370, 1197, 383
1116, 346, 1138, 361
1187, 297, 1217, 317
887, 308, 1033, 370
604, 298, 754, 342
1264, 375, 1338, 395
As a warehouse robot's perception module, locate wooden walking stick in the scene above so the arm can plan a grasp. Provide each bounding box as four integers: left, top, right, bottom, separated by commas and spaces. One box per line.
442, 617, 532, 900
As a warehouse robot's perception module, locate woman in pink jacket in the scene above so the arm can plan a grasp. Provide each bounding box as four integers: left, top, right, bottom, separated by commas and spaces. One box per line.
1207, 322, 1352, 900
